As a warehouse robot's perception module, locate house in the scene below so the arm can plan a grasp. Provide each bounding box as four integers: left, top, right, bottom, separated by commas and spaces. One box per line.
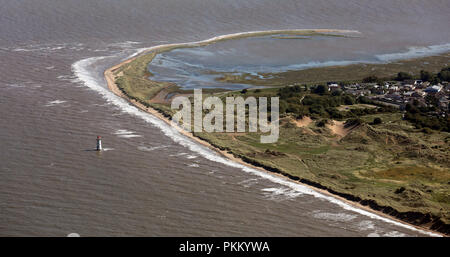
388, 86, 400, 92
346, 89, 370, 96
416, 81, 430, 89
424, 85, 443, 93
439, 96, 449, 110
344, 84, 358, 91
403, 91, 415, 97
384, 93, 402, 101
412, 91, 425, 98
402, 84, 415, 90
327, 83, 340, 91
371, 87, 385, 95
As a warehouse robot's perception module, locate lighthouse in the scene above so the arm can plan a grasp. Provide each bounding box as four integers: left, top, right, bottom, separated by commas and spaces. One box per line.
96, 136, 102, 151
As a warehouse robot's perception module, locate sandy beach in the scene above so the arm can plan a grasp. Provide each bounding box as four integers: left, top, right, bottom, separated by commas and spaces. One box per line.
103, 32, 447, 237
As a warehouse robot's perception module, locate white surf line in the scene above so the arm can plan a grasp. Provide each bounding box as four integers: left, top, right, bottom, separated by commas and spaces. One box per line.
73, 31, 442, 237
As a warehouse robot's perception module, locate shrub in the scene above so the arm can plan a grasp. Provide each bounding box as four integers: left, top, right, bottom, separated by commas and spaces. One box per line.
420, 70, 432, 82
309, 104, 326, 116
331, 90, 342, 96
345, 118, 363, 127
279, 100, 288, 114
344, 95, 355, 105
421, 127, 433, 134
358, 96, 373, 104
362, 76, 379, 83
316, 119, 329, 127
327, 108, 343, 119
395, 72, 412, 81
313, 85, 328, 95
395, 187, 406, 194
438, 67, 450, 81
278, 85, 302, 99
373, 117, 382, 125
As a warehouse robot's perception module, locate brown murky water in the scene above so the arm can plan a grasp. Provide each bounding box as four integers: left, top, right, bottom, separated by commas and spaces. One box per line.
1, 0, 449, 236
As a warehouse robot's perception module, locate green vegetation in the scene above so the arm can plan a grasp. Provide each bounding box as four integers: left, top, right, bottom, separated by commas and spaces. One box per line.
193, 108, 449, 225
111, 41, 450, 233
395, 71, 413, 81
439, 67, 450, 81
372, 117, 383, 125
363, 66, 450, 85
114, 52, 168, 106
271, 84, 396, 120
404, 103, 450, 132
422, 67, 450, 84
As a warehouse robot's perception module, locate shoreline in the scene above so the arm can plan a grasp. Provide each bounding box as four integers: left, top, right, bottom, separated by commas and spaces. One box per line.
113, 28, 361, 64
104, 30, 447, 237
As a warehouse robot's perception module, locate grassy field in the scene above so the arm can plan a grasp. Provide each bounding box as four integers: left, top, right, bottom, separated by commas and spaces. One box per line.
110, 39, 450, 233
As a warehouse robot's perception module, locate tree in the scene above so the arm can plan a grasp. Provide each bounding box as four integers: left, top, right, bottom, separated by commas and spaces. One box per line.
438, 67, 450, 81
425, 94, 439, 107
405, 103, 419, 114
420, 70, 432, 82
279, 100, 288, 114
278, 85, 302, 99
395, 72, 412, 81
358, 96, 372, 104
327, 108, 343, 119
344, 95, 355, 105
313, 85, 328, 95
309, 104, 325, 116
430, 76, 441, 85
241, 88, 248, 94
331, 90, 342, 96
362, 76, 379, 83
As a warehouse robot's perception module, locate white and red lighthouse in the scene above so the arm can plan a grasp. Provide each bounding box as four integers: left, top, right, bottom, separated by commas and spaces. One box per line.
96, 136, 102, 151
